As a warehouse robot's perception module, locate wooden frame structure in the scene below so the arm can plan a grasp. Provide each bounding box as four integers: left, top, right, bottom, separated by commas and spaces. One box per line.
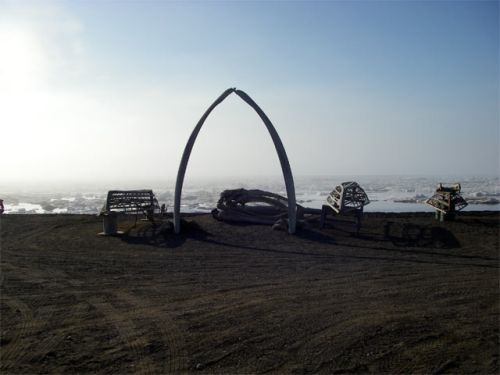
326, 181, 370, 214
320, 182, 370, 233
99, 190, 161, 235
425, 183, 467, 221
173, 88, 297, 234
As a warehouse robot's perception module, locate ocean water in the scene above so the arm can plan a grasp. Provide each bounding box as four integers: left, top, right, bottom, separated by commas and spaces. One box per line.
1, 175, 499, 214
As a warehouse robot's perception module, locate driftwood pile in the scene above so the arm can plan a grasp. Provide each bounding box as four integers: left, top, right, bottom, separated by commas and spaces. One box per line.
212, 188, 303, 228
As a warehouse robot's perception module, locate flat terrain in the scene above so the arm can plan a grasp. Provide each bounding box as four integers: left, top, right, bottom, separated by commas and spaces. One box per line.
1, 212, 498, 374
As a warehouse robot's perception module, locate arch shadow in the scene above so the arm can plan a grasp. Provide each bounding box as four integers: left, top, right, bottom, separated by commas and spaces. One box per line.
173, 88, 297, 234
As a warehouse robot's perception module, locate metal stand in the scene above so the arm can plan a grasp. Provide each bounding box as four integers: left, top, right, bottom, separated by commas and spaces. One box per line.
320, 204, 363, 234
98, 212, 124, 236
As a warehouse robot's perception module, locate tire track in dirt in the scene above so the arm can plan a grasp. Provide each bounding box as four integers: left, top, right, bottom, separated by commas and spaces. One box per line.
2, 260, 186, 374
0, 263, 88, 370
115, 291, 187, 374
88, 290, 189, 374
0, 264, 5, 288
1, 262, 62, 290
88, 295, 156, 375
178, 282, 295, 315
19, 301, 89, 367
1, 259, 65, 366
0, 295, 38, 370
174, 283, 296, 373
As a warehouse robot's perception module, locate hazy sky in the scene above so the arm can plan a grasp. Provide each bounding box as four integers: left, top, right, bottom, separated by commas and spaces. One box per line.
0, 0, 498, 184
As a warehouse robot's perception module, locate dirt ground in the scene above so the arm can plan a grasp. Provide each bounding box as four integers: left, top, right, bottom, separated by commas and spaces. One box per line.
0, 211, 498, 374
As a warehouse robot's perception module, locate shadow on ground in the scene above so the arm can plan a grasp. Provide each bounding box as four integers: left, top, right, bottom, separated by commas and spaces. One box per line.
384, 222, 460, 248
120, 219, 211, 248
115, 217, 498, 270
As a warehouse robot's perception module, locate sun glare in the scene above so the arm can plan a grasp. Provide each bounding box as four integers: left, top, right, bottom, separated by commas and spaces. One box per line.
0, 27, 47, 91
0, 25, 52, 174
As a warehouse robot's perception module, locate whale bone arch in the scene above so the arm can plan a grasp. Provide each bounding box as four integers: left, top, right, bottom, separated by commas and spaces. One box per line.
173, 88, 297, 234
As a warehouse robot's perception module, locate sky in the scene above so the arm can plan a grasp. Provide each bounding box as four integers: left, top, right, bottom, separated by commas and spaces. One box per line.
0, 0, 498, 186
